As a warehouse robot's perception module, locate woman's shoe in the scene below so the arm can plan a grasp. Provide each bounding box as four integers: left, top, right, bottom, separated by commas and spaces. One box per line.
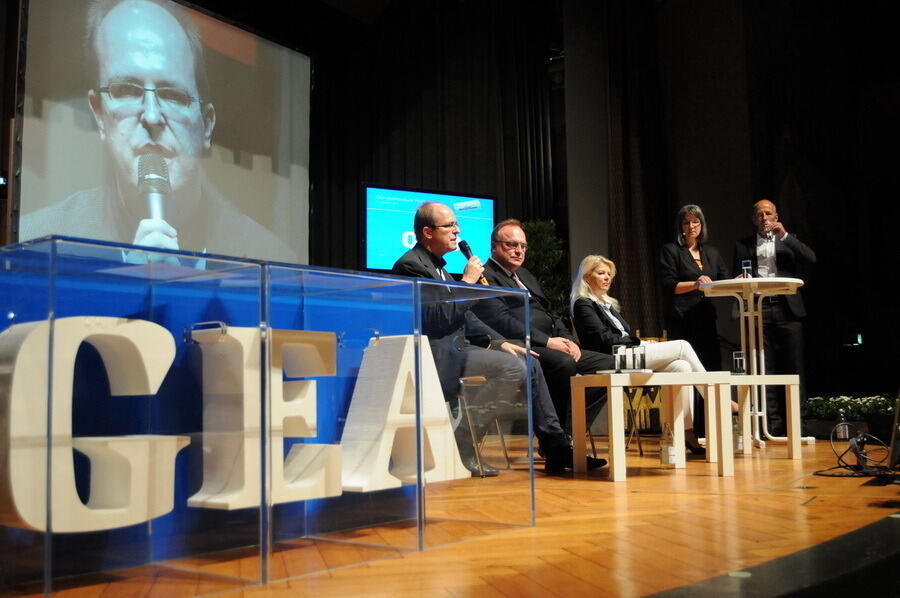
684, 429, 706, 456
685, 441, 706, 456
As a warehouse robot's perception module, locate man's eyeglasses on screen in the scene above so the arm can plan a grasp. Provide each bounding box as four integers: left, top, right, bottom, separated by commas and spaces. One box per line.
98, 81, 202, 114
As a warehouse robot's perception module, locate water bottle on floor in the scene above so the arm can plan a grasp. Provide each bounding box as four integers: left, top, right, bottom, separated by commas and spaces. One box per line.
660, 423, 676, 466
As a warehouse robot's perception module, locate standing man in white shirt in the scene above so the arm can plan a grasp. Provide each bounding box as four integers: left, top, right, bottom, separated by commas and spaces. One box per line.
733, 199, 816, 435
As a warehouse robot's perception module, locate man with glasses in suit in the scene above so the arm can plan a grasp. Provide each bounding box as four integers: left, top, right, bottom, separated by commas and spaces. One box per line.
392, 202, 604, 474
20, 0, 294, 262
479, 219, 613, 426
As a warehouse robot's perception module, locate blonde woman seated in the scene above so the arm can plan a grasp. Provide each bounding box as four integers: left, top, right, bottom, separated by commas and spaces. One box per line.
570, 255, 709, 454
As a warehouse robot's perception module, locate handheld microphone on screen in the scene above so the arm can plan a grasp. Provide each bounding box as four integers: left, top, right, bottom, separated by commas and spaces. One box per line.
458, 240, 489, 286
137, 153, 171, 221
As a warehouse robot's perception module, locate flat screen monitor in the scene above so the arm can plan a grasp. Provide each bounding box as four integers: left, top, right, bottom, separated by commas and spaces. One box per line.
15, 0, 310, 264
364, 185, 495, 274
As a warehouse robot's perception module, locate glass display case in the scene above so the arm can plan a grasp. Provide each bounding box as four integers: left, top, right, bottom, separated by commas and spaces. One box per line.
0, 237, 535, 594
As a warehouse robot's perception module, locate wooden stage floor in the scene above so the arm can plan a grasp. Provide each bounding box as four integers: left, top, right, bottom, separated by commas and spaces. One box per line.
6, 437, 900, 597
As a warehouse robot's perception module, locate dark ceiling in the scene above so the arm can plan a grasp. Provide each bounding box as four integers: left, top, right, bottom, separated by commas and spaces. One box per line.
317, 0, 393, 25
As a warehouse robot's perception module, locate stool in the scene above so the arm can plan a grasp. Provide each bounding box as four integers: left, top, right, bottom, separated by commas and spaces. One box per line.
730, 374, 803, 458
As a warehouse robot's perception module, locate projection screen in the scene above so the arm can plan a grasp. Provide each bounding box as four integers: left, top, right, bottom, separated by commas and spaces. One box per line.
16, 0, 310, 263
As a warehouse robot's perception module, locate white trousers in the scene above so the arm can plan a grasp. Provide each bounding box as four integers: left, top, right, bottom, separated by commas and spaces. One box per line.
639, 339, 706, 430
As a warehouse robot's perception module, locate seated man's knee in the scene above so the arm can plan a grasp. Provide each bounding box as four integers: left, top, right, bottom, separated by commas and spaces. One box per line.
501, 352, 528, 383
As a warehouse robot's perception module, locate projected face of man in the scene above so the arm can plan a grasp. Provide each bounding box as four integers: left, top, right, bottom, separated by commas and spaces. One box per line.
88, 0, 216, 218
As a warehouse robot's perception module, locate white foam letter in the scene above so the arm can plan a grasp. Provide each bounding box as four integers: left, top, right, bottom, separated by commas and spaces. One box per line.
0, 317, 188, 532
188, 327, 341, 510
341, 335, 468, 492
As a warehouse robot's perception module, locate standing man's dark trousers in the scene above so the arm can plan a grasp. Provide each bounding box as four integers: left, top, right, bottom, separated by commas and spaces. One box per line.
532, 347, 613, 428
761, 297, 805, 436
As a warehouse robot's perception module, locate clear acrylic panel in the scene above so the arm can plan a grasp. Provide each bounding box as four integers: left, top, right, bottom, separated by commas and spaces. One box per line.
0, 238, 536, 594
415, 279, 536, 542
0, 237, 264, 594
264, 264, 419, 578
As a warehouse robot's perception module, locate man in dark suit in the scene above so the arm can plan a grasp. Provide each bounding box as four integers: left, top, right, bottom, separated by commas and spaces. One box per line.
734, 199, 816, 436
478, 219, 614, 424
391, 203, 602, 474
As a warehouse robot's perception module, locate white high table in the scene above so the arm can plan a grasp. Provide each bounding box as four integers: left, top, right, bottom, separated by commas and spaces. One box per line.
570, 371, 734, 481
701, 277, 814, 448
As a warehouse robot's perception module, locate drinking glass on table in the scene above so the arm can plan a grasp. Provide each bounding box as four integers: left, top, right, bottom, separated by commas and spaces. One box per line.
741, 260, 753, 278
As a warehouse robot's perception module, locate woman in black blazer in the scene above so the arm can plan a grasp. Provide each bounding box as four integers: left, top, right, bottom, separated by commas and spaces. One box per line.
570, 255, 709, 452
658, 204, 730, 371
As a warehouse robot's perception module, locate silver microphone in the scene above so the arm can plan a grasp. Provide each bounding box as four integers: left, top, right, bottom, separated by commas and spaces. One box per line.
137, 153, 171, 220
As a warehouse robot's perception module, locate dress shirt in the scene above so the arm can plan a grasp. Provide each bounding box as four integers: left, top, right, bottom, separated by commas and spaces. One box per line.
755, 233, 776, 277
489, 258, 528, 290
599, 302, 630, 340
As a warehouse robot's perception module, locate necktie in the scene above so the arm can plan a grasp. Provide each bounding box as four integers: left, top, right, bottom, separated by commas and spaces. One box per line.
511, 272, 527, 290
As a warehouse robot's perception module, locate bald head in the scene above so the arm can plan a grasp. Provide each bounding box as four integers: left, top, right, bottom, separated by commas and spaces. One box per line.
752, 199, 779, 236
85, 0, 216, 215
754, 198, 777, 214
414, 202, 460, 257
86, 0, 208, 99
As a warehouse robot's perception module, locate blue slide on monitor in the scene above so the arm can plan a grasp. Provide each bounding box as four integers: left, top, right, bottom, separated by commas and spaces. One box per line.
365, 185, 495, 273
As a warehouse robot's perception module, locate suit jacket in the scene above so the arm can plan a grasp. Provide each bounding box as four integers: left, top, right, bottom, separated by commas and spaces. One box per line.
658, 242, 729, 322
391, 242, 450, 282
571, 297, 640, 354
20, 180, 298, 262
733, 234, 816, 318
391, 244, 505, 398
479, 259, 575, 347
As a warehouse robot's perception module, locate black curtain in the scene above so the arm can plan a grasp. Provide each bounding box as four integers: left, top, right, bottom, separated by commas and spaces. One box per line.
0, 0, 563, 269
606, 0, 669, 336
310, 0, 561, 269
744, 0, 900, 395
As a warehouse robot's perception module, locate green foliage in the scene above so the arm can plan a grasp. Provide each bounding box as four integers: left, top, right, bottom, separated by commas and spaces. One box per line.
805, 395, 896, 420
522, 220, 569, 320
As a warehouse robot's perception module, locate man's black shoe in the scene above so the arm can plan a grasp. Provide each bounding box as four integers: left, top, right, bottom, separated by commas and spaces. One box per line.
543, 449, 566, 474
587, 456, 608, 470
462, 455, 499, 477
543, 447, 606, 474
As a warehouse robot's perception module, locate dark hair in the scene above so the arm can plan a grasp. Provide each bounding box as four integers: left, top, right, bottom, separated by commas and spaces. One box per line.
85, 0, 210, 102
674, 204, 708, 244
491, 218, 523, 243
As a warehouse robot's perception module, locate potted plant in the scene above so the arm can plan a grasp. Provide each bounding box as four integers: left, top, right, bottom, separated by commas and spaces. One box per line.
804, 394, 896, 440
521, 220, 569, 322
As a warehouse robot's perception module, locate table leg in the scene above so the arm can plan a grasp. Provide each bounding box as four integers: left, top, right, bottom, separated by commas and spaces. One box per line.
571, 381, 587, 473
716, 382, 734, 476
704, 384, 718, 464
667, 386, 686, 469
786, 383, 801, 459
739, 385, 752, 456
608, 385, 626, 481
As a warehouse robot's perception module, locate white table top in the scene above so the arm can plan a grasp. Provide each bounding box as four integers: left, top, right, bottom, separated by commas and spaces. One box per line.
701, 277, 803, 298
572, 370, 733, 387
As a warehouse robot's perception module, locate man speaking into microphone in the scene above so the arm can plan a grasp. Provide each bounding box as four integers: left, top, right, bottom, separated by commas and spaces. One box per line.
391, 202, 603, 474
20, 0, 295, 262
